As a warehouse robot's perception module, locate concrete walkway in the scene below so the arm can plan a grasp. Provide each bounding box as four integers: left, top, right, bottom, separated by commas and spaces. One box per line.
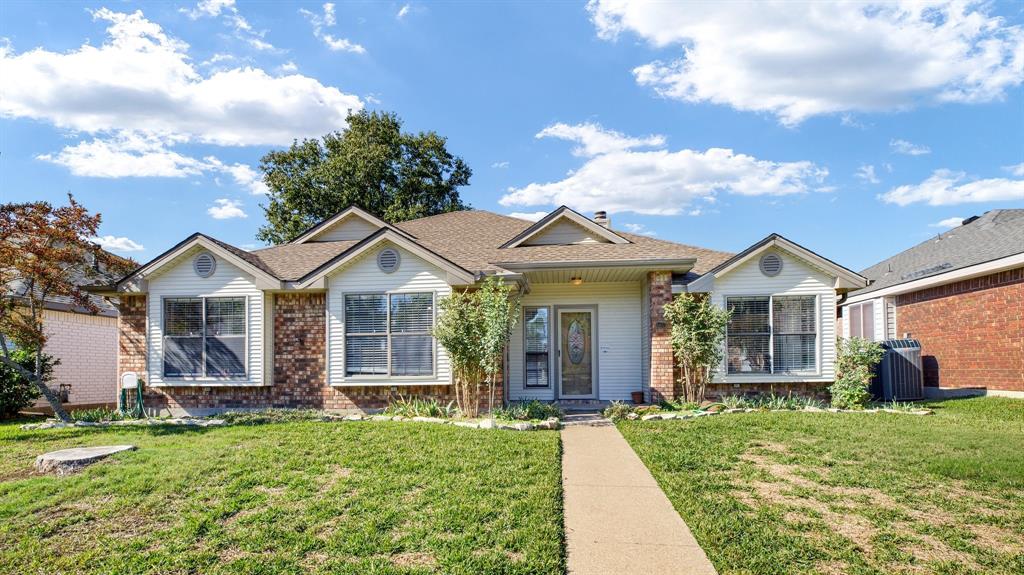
562, 422, 717, 575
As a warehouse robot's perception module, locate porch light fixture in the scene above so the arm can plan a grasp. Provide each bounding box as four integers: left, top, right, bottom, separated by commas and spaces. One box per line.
570, 276, 583, 286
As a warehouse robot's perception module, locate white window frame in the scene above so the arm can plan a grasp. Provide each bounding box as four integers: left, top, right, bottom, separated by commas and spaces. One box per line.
342, 291, 437, 380
161, 295, 248, 381
847, 300, 875, 341
523, 306, 553, 388
725, 294, 820, 376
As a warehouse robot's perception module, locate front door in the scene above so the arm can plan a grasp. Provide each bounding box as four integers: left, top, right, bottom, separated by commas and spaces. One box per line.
558, 309, 595, 399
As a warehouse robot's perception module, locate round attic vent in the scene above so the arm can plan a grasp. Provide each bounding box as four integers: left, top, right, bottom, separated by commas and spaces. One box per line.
193, 252, 216, 278
759, 253, 783, 277
377, 248, 400, 274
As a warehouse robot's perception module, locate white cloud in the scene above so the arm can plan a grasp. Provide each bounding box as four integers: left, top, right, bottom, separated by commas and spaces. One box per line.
537, 122, 665, 157
508, 211, 549, 222
1004, 162, 1024, 176
278, 60, 298, 73
37, 131, 268, 194
91, 235, 145, 252
208, 198, 247, 219
856, 164, 880, 184
930, 217, 964, 229
882, 169, 1024, 205
622, 223, 656, 236
397, 4, 411, 19
589, 1, 1024, 125
0, 8, 362, 147
180, 0, 275, 51
300, 3, 366, 54
501, 125, 827, 215
491, 161, 510, 169
890, 139, 932, 156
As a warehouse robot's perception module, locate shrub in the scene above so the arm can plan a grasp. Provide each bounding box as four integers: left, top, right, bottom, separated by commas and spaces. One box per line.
71, 407, 124, 422
0, 349, 56, 418
830, 337, 884, 410
383, 396, 459, 419
603, 401, 637, 421
493, 400, 562, 422
662, 293, 732, 403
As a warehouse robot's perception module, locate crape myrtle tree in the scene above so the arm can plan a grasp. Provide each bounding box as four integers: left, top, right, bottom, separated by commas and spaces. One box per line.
432, 276, 521, 418
257, 110, 472, 244
0, 195, 135, 421
662, 292, 732, 404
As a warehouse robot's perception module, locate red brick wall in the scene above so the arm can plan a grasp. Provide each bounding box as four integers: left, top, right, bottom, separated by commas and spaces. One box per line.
705, 382, 829, 401
894, 268, 1023, 392
119, 292, 500, 414
648, 271, 676, 403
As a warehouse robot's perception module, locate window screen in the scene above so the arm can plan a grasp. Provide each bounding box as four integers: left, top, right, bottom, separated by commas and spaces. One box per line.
773, 296, 816, 372
344, 293, 434, 377
524, 307, 550, 387
848, 301, 874, 341
727, 297, 771, 374
163, 297, 246, 378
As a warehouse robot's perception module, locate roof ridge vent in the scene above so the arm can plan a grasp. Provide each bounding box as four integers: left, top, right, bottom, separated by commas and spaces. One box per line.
961, 215, 980, 226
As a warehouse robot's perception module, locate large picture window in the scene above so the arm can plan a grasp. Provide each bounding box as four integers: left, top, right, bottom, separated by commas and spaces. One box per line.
524, 307, 551, 388
727, 295, 817, 374
345, 293, 434, 377
163, 297, 246, 378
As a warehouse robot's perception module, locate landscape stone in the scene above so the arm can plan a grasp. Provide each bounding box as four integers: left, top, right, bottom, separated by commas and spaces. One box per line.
479, 418, 496, 429
640, 413, 662, 421
35, 445, 136, 474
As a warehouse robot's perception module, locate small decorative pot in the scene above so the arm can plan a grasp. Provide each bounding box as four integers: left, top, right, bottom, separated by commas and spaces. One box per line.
631, 391, 645, 405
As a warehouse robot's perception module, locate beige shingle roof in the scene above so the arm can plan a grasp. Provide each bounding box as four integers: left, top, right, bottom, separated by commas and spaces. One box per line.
207, 209, 734, 281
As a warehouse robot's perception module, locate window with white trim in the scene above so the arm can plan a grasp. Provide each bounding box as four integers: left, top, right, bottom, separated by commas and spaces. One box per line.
524, 307, 551, 387
163, 297, 246, 378
847, 301, 875, 341
726, 295, 817, 374
344, 293, 434, 377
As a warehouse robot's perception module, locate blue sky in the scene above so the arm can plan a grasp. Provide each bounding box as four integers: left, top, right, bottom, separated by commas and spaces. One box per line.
1, 0, 1022, 271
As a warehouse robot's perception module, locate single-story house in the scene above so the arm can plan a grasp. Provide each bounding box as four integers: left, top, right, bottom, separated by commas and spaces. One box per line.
8, 250, 122, 413
840, 209, 1023, 398
93, 206, 867, 415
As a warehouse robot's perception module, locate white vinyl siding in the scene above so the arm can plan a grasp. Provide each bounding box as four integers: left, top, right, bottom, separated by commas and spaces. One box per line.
522, 219, 608, 246
309, 215, 380, 241
508, 281, 642, 401
704, 249, 837, 383
147, 247, 265, 386
327, 243, 452, 386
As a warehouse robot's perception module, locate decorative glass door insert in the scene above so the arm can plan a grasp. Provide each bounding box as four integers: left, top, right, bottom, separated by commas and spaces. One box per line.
559, 310, 593, 397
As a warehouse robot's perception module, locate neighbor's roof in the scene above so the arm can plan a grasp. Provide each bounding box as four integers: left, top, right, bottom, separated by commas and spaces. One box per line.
855, 209, 1024, 296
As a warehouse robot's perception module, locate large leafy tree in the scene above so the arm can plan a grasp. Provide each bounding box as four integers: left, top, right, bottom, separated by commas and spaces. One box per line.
257, 110, 472, 244
0, 195, 135, 421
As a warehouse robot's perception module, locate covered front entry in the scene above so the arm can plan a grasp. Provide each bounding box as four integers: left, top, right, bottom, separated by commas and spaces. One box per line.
557, 307, 597, 399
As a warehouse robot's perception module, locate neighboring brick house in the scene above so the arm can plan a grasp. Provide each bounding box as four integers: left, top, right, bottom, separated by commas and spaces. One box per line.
12, 251, 124, 413
92, 206, 867, 415
840, 210, 1024, 397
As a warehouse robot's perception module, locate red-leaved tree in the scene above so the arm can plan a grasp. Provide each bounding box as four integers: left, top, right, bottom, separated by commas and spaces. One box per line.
0, 195, 134, 421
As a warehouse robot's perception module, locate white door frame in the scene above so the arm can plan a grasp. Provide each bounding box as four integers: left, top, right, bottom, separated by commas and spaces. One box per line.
555, 305, 599, 400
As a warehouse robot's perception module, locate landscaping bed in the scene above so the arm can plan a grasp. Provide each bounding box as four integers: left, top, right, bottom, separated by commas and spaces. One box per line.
0, 418, 564, 574
618, 397, 1024, 575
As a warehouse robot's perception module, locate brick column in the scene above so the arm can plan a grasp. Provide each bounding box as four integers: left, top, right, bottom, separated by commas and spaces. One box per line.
118, 295, 147, 382
648, 271, 675, 403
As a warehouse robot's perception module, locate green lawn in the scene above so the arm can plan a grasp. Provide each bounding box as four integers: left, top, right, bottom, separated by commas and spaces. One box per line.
0, 420, 563, 575
619, 397, 1024, 575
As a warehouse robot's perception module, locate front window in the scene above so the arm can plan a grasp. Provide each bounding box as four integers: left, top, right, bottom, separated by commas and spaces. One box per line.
524, 307, 551, 387
163, 297, 246, 378
345, 293, 434, 377
727, 295, 817, 374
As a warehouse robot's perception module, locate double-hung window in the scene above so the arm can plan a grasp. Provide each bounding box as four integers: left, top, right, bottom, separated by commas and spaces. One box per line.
726, 295, 817, 374
344, 293, 434, 377
163, 297, 246, 378
524, 307, 551, 387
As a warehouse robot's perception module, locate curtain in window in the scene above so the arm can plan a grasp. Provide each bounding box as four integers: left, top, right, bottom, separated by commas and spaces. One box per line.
727, 297, 771, 373
773, 296, 816, 372
524, 307, 550, 387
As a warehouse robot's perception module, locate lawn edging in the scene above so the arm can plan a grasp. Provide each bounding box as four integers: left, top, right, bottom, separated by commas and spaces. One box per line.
624, 405, 934, 421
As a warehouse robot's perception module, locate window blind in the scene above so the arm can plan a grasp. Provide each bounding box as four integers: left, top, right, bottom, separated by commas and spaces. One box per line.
344, 293, 434, 377
524, 307, 550, 387
163, 296, 246, 378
